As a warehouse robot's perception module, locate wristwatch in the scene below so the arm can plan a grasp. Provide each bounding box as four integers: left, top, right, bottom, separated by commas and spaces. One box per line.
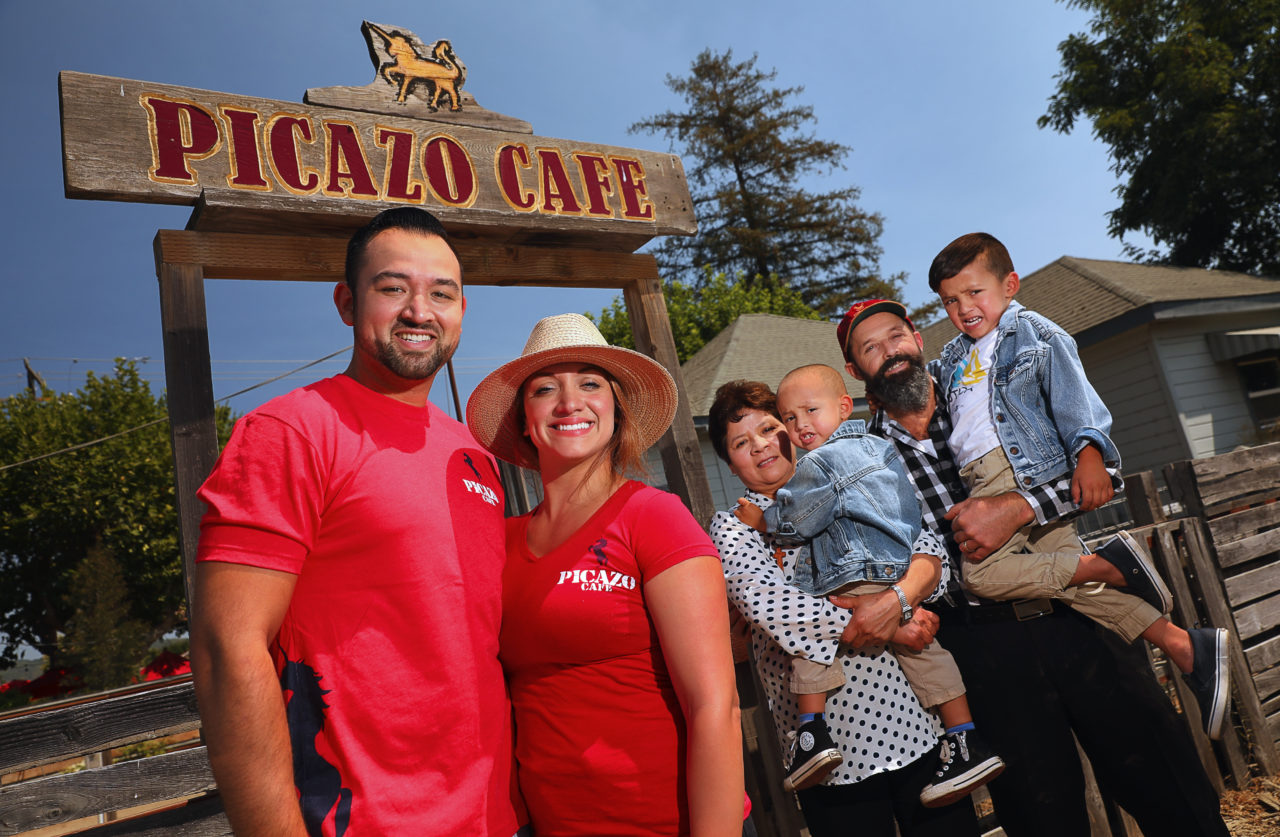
890, 584, 913, 624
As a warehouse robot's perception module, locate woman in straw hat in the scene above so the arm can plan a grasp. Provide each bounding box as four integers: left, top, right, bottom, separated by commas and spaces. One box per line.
467, 314, 745, 837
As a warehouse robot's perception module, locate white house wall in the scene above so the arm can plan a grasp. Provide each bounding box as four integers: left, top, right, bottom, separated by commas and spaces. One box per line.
1080, 325, 1188, 475
1152, 313, 1277, 458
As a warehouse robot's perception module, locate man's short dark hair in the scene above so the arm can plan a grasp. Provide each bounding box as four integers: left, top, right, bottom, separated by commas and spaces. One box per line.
708, 380, 779, 464
927, 232, 1015, 292
345, 207, 459, 289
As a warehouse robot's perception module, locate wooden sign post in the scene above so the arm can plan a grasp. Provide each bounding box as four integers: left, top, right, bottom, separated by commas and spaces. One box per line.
59, 21, 714, 609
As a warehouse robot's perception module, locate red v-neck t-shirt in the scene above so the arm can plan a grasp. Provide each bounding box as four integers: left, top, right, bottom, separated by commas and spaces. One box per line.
499, 480, 715, 837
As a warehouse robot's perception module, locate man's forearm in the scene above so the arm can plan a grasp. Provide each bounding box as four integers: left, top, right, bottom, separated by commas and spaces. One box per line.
194, 644, 306, 836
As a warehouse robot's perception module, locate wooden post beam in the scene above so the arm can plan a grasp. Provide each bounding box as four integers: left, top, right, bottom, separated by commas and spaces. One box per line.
153, 230, 658, 288
624, 275, 715, 526
154, 256, 221, 620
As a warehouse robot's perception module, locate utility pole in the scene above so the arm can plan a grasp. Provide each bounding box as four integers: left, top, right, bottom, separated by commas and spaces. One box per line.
23, 357, 49, 398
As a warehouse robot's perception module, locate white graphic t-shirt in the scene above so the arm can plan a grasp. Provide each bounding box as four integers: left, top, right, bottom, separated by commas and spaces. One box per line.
947, 329, 1002, 469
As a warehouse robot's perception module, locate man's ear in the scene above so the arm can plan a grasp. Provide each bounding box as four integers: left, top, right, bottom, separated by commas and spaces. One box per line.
334, 282, 355, 326
845, 360, 866, 382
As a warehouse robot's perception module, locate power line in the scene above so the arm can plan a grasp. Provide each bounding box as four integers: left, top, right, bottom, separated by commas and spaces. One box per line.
0, 347, 351, 474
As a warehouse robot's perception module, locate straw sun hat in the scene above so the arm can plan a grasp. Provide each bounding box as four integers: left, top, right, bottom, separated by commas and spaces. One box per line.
466, 313, 678, 469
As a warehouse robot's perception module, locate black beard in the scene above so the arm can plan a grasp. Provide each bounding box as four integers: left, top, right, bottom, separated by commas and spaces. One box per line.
866, 352, 932, 413
375, 321, 456, 381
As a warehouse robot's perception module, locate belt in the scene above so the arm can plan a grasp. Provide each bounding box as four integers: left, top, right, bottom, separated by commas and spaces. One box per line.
935, 597, 1060, 625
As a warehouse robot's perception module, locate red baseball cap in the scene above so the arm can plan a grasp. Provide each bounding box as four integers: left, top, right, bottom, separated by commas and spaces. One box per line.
836, 299, 914, 358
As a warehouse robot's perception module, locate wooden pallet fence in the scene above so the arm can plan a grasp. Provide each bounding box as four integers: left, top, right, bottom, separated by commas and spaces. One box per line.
1164, 441, 1280, 780
0, 677, 229, 836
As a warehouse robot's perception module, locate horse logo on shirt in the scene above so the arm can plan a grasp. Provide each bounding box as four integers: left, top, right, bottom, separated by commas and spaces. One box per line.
281, 656, 353, 836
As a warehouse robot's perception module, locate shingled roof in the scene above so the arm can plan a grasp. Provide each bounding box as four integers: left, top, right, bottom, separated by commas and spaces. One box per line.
917, 256, 1280, 358
681, 314, 864, 417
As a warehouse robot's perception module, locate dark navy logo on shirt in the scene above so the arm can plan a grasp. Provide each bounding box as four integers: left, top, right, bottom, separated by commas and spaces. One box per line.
281, 654, 353, 836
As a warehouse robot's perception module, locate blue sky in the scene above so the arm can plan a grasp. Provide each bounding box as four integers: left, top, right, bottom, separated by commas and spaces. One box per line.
0, 0, 1136, 416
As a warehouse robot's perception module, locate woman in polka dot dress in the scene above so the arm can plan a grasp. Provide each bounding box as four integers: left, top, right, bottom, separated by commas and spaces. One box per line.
707, 380, 980, 837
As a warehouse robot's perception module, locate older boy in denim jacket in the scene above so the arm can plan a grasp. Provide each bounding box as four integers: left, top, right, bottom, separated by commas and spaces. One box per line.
930, 232, 1230, 740
736, 364, 1003, 804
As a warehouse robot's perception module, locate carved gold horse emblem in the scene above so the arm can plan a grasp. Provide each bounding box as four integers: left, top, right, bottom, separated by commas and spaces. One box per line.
366, 23, 467, 111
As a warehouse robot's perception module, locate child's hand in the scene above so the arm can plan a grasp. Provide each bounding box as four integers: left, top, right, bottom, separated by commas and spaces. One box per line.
1072, 445, 1114, 511
734, 498, 767, 533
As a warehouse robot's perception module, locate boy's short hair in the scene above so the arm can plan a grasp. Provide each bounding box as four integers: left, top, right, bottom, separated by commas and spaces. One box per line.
779, 364, 849, 399
928, 232, 1015, 292
708, 380, 778, 464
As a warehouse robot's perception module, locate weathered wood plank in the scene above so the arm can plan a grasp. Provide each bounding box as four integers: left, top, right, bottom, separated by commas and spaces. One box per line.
60, 71, 694, 245
0, 747, 214, 835
1233, 592, 1280, 641
1212, 521, 1280, 572
1151, 523, 1227, 787
0, 681, 199, 775
1124, 470, 1165, 526
1246, 633, 1280, 675
1207, 501, 1280, 547
154, 229, 659, 288
1180, 519, 1280, 773
1255, 665, 1280, 705
81, 794, 229, 837
623, 276, 716, 528
1187, 442, 1280, 516
1223, 558, 1280, 607
157, 262, 220, 616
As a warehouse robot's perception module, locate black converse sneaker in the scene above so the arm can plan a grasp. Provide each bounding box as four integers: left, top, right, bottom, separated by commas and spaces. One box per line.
1096, 531, 1174, 614
782, 719, 843, 792
919, 729, 1006, 808
1185, 627, 1231, 740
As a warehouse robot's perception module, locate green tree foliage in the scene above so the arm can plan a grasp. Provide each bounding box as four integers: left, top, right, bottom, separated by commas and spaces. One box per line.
0, 361, 234, 668
1040, 0, 1280, 275
632, 48, 918, 318
590, 268, 822, 363
60, 545, 151, 692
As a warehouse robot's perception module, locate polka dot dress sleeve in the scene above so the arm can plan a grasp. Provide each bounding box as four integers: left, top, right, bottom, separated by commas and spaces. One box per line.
710, 504, 849, 666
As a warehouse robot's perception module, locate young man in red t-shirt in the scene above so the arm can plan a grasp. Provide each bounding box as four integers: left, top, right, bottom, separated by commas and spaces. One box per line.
190, 208, 522, 837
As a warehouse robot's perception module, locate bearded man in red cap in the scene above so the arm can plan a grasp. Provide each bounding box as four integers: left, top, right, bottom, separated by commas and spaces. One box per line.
836, 296, 1229, 837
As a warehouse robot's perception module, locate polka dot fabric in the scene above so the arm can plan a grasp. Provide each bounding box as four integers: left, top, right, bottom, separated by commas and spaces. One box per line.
711, 491, 943, 786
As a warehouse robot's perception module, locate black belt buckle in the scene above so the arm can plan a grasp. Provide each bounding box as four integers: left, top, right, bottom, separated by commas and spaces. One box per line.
1011, 598, 1054, 621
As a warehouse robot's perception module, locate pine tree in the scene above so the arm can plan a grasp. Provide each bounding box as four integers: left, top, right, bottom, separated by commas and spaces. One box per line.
632, 48, 914, 318
60, 545, 151, 692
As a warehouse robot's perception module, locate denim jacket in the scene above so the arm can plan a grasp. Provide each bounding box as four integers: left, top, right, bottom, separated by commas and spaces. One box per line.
937, 300, 1120, 490
763, 419, 922, 596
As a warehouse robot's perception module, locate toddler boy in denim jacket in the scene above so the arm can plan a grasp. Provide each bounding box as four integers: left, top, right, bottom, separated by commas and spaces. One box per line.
930, 232, 1230, 740
736, 364, 1003, 804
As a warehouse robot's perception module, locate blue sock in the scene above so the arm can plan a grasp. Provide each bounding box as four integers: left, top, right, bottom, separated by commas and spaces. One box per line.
945, 721, 975, 735
799, 712, 824, 724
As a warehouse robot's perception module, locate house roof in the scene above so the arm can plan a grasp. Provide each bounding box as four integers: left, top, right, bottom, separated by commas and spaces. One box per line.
917, 256, 1280, 357
681, 313, 864, 417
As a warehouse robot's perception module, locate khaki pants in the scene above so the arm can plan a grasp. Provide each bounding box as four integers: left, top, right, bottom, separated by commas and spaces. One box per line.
960, 447, 1160, 643
791, 581, 967, 709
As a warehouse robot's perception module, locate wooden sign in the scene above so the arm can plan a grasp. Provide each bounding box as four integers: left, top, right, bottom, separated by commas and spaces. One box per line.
59, 23, 694, 248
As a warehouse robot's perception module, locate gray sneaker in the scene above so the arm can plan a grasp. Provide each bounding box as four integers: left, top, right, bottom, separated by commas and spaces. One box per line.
1096, 531, 1173, 614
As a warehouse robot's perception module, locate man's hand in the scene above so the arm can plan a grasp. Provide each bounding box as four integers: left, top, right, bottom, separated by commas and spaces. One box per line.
831, 589, 901, 648
1071, 445, 1113, 511
946, 492, 1034, 562
891, 608, 940, 653
733, 498, 767, 533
